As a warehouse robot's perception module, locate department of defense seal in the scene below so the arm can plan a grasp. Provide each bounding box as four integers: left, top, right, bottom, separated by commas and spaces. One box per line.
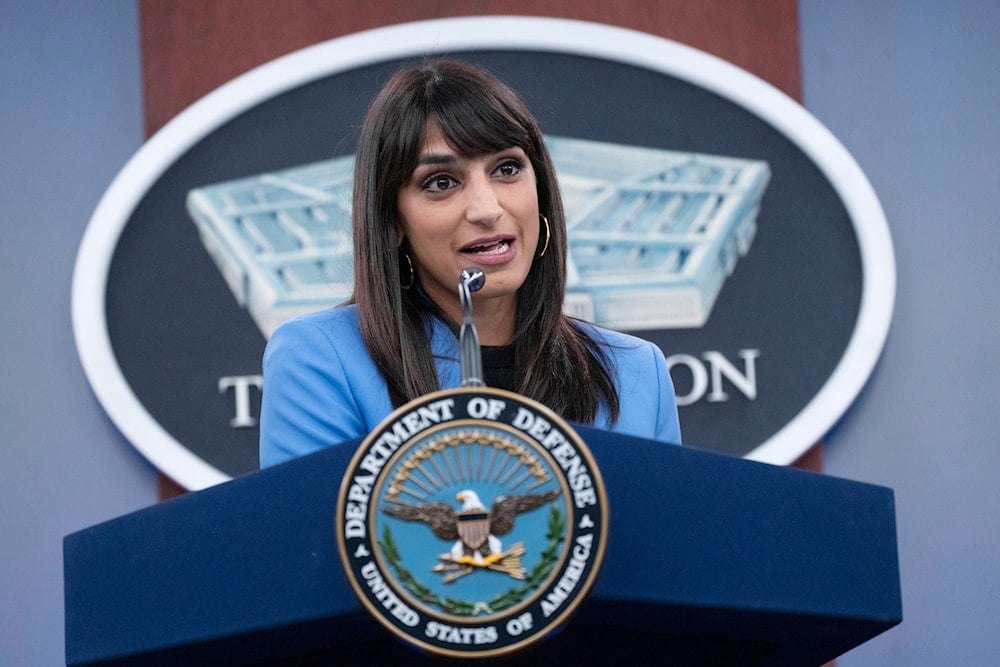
336, 387, 608, 658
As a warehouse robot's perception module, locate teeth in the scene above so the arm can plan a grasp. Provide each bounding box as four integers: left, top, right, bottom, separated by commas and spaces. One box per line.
469, 241, 509, 254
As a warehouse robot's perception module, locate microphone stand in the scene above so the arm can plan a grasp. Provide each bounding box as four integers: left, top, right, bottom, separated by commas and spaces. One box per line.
458, 267, 486, 387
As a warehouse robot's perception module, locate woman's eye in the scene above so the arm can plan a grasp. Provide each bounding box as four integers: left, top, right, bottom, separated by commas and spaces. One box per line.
494, 160, 522, 178
422, 174, 457, 193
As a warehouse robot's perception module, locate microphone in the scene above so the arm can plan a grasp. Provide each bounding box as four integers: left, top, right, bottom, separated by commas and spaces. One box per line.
458, 267, 486, 387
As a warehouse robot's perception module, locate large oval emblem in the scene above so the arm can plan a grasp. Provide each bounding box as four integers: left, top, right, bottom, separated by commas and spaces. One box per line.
73, 17, 894, 489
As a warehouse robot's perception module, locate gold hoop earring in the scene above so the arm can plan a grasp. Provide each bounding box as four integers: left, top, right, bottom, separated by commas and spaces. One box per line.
400, 250, 414, 290
536, 214, 551, 259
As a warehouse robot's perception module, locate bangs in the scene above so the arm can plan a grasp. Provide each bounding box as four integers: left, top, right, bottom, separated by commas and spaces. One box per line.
422, 73, 533, 158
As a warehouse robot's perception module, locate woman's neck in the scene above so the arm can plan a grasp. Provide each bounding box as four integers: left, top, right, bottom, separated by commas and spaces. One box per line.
475, 309, 516, 346
434, 292, 517, 346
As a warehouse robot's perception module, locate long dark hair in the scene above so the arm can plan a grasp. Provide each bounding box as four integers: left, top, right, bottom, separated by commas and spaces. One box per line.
349, 59, 619, 424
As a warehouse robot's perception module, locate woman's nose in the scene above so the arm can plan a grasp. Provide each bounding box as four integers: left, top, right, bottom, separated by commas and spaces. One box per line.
464, 174, 503, 225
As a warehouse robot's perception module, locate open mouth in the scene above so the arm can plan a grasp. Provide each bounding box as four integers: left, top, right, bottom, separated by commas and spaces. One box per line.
463, 239, 512, 255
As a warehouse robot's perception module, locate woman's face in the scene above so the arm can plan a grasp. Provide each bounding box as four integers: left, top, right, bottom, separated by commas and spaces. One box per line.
397, 121, 541, 327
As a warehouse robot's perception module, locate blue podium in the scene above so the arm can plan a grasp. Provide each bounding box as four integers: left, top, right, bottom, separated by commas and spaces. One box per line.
64, 426, 901, 665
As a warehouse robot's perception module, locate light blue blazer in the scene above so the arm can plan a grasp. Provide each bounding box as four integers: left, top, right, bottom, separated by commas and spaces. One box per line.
259, 305, 681, 467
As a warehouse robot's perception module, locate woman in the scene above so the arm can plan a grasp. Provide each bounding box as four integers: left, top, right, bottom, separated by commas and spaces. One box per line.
259, 60, 680, 467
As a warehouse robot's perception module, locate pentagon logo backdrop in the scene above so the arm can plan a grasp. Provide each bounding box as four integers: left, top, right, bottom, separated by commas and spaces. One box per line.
73, 18, 894, 489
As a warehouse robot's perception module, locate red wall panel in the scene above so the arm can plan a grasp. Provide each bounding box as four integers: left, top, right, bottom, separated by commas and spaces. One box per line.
140, 0, 800, 135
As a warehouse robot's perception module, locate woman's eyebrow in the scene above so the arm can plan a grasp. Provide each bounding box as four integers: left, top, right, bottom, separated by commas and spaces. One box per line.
416, 153, 457, 166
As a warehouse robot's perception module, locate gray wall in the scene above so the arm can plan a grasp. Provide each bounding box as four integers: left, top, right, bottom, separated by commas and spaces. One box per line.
1, 1, 996, 664
800, 1, 1000, 664
0, 3, 157, 665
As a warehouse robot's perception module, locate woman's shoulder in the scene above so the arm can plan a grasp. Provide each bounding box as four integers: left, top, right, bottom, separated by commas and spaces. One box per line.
269, 304, 361, 343
263, 304, 380, 394
573, 320, 661, 358
576, 320, 681, 445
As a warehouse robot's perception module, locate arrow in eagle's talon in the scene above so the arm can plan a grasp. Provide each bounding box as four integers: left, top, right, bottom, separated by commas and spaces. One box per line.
442, 567, 475, 584
487, 564, 526, 579
433, 562, 466, 572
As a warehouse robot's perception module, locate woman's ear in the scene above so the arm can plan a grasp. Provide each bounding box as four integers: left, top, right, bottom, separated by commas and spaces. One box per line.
395, 227, 405, 247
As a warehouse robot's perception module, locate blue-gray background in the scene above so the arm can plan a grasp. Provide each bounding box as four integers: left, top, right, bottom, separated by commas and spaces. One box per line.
1, 1, 996, 664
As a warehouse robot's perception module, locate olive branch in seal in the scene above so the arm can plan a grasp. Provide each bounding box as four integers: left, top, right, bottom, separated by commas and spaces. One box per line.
379, 503, 565, 617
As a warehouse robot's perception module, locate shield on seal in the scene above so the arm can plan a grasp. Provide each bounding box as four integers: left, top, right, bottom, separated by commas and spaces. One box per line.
457, 510, 491, 551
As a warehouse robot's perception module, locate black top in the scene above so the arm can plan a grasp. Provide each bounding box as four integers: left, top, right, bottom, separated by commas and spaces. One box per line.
481, 344, 515, 391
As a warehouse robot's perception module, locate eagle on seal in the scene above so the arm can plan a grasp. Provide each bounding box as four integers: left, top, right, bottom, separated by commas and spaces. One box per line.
383, 488, 559, 564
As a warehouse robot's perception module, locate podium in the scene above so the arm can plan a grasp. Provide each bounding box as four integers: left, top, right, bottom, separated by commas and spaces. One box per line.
64, 426, 901, 665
